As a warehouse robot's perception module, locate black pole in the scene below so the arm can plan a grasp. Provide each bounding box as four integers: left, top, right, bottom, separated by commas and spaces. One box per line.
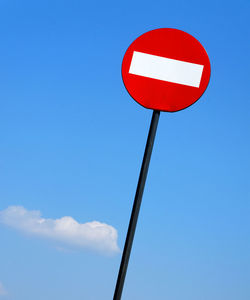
113, 110, 160, 300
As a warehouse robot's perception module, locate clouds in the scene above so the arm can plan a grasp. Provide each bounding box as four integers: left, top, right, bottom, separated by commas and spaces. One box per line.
0, 282, 7, 296
0, 206, 119, 255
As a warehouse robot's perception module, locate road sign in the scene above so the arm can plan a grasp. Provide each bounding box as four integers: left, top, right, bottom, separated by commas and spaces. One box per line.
122, 28, 211, 112
114, 28, 211, 300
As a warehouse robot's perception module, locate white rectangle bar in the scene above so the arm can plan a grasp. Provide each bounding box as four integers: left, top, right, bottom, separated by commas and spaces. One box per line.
129, 51, 204, 88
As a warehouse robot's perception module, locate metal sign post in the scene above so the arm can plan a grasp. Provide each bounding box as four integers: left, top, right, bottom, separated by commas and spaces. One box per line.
113, 110, 160, 300
114, 28, 211, 299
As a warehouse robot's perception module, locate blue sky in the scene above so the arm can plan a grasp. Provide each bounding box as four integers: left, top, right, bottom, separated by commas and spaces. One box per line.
0, 0, 249, 299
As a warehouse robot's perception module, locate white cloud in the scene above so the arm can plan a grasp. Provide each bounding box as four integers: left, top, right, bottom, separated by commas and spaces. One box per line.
0, 206, 119, 255
0, 282, 7, 296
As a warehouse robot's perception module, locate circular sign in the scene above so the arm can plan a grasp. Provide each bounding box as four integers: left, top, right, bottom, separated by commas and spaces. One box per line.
122, 28, 211, 112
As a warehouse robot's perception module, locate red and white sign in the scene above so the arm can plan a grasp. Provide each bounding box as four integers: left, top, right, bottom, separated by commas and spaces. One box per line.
122, 28, 211, 112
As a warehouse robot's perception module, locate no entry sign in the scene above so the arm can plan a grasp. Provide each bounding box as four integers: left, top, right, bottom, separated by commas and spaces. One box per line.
122, 28, 211, 112
114, 29, 211, 300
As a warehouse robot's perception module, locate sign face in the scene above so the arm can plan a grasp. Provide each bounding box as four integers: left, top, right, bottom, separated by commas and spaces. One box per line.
122, 28, 211, 112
